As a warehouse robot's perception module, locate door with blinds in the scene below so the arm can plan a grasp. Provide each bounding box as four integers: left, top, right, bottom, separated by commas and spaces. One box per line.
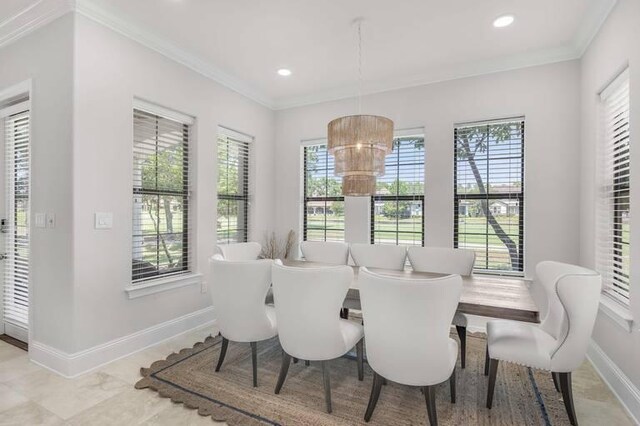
0, 100, 30, 343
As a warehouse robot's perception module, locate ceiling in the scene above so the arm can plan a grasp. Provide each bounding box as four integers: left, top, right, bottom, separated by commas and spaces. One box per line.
0, 0, 617, 109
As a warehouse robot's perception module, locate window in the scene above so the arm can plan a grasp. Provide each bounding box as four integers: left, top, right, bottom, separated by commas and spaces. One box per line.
371, 133, 425, 245
303, 143, 345, 241
454, 118, 524, 274
132, 105, 192, 283
597, 69, 630, 302
217, 127, 251, 244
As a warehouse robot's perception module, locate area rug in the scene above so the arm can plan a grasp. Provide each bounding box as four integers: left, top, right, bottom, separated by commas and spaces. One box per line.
135, 332, 572, 425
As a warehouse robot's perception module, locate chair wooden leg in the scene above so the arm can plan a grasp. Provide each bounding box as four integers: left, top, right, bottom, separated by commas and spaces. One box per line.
321, 361, 332, 413
450, 369, 456, 404
559, 372, 578, 426
250, 342, 258, 387
305, 360, 310, 366
215, 337, 229, 372
364, 372, 384, 422
293, 357, 299, 364
274, 352, 292, 394
552, 372, 561, 392
486, 358, 499, 409
484, 345, 490, 376
356, 339, 364, 381
423, 385, 438, 426
455, 325, 467, 369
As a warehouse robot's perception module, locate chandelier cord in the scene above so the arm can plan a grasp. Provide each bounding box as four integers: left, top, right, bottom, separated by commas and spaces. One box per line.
357, 19, 362, 114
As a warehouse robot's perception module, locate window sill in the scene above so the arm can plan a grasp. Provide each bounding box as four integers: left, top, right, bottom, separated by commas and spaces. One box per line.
125, 273, 202, 299
599, 294, 634, 333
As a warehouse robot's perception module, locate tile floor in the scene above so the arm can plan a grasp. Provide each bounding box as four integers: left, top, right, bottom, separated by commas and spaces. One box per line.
0, 326, 634, 425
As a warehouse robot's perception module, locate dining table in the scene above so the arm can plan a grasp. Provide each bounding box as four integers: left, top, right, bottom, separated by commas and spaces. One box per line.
281, 259, 539, 323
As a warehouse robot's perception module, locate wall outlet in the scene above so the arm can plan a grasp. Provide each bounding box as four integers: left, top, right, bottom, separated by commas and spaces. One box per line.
35, 213, 46, 228
201, 280, 208, 293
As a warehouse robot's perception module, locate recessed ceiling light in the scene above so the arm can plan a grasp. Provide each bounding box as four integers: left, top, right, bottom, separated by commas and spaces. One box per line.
277, 68, 292, 76
493, 15, 514, 28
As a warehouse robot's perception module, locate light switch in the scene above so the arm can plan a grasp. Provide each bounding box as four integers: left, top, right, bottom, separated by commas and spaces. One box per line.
95, 212, 113, 230
46, 213, 55, 228
35, 213, 46, 228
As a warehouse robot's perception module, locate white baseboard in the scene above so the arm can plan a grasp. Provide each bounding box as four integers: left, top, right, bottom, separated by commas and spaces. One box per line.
30, 306, 216, 378
587, 340, 640, 425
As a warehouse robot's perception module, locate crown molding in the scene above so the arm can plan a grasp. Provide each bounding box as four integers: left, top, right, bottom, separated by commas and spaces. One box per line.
73, 0, 275, 109
0, 0, 619, 111
0, 0, 73, 49
573, 0, 618, 57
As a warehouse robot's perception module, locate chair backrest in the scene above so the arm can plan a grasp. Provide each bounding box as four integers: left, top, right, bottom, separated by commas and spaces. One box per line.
407, 246, 475, 276
300, 241, 349, 264
359, 267, 462, 386
271, 263, 353, 360
215, 242, 262, 261
210, 258, 275, 342
350, 243, 407, 270
536, 261, 602, 372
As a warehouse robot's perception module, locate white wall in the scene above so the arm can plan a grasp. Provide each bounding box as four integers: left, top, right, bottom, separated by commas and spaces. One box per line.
275, 60, 582, 281
580, 0, 640, 391
71, 15, 276, 352
0, 15, 75, 353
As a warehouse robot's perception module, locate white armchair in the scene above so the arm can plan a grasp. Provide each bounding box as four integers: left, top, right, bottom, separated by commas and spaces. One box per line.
210, 257, 277, 387
349, 243, 407, 270
215, 242, 262, 261
271, 263, 364, 413
300, 241, 349, 265
359, 267, 462, 425
407, 246, 475, 368
485, 261, 601, 426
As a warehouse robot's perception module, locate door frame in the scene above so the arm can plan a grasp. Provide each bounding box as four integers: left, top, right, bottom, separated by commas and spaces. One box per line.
0, 79, 32, 348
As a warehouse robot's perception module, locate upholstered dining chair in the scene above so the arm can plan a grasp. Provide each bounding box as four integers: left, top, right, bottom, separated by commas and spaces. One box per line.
300, 241, 349, 265
349, 243, 408, 270
359, 267, 462, 426
215, 242, 262, 261
271, 262, 364, 414
407, 246, 475, 368
210, 256, 277, 387
485, 261, 601, 426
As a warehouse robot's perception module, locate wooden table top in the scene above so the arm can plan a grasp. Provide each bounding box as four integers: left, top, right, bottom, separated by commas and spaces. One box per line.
281, 259, 539, 323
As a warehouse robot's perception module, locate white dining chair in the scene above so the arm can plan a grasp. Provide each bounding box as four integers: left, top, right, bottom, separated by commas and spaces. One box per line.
215, 242, 262, 261
407, 246, 475, 368
300, 241, 349, 265
210, 256, 277, 387
349, 243, 407, 270
271, 262, 364, 413
359, 267, 462, 425
485, 261, 601, 426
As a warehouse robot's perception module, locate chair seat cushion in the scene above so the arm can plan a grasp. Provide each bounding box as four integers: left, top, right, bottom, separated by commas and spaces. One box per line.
487, 320, 557, 370
339, 319, 364, 350
452, 312, 467, 327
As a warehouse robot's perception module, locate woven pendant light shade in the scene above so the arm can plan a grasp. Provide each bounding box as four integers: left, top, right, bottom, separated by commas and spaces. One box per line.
328, 115, 394, 196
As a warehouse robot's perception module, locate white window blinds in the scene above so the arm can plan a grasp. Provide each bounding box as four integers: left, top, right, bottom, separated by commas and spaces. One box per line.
2, 106, 30, 330
303, 142, 345, 242
597, 69, 631, 302
132, 105, 193, 283
454, 118, 525, 275
371, 133, 425, 246
217, 126, 251, 244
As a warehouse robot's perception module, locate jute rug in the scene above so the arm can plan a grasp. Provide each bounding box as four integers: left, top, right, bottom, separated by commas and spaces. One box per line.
135, 332, 571, 425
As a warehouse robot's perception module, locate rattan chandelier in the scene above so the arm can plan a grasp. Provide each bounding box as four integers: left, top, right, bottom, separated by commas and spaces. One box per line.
327, 19, 394, 196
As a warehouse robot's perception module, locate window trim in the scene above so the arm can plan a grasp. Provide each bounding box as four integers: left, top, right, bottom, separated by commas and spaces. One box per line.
131, 102, 194, 287
453, 118, 525, 276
